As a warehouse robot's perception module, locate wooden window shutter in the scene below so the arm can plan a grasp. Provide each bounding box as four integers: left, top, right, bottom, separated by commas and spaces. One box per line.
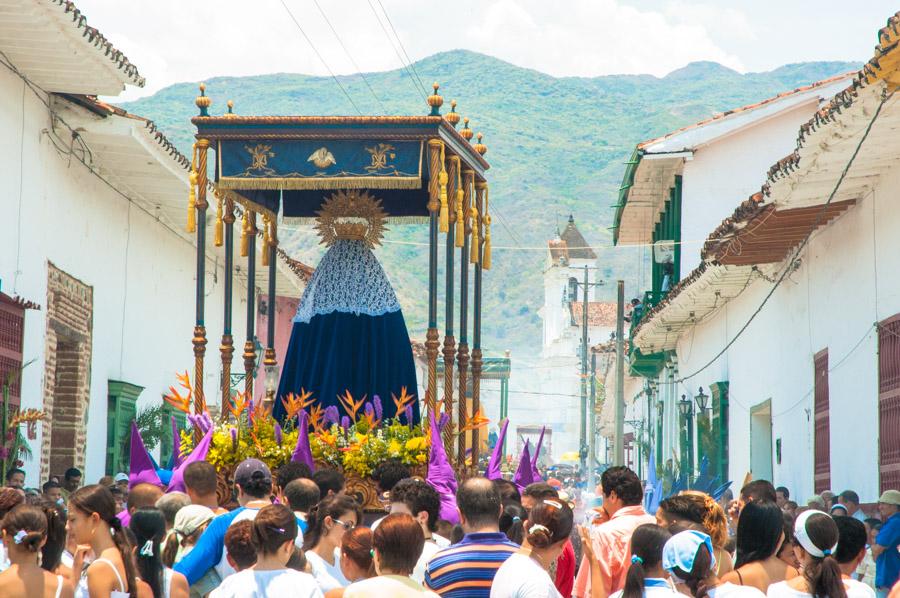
879, 316, 900, 494
813, 349, 830, 493
106, 381, 143, 476
0, 295, 26, 410
710, 381, 729, 482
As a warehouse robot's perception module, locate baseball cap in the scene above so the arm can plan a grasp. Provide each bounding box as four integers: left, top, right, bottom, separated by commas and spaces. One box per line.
879, 489, 900, 506
173, 504, 215, 537
234, 458, 272, 488
113, 473, 129, 483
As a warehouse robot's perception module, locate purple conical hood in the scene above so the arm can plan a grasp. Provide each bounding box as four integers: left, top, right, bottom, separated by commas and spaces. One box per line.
426, 410, 459, 524
166, 426, 214, 493
513, 440, 534, 493
129, 421, 164, 489
530, 427, 545, 482
171, 416, 183, 469
291, 410, 316, 472
485, 419, 510, 480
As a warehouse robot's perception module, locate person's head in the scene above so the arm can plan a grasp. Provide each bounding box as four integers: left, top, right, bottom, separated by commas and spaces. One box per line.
340, 526, 375, 582
623, 524, 672, 598
493, 478, 521, 504
114, 473, 129, 493
67, 485, 136, 596
2, 504, 47, 560
834, 516, 867, 574
784, 501, 799, 515
372, 513, 425, 576
662, 491, 729, 549
110, 486, 126, 514
807, 495, 826, 510
456, 477, 502, 533
775, 486, 790, 508
42, 480, 63, 504
524, 498, 574, 562
0, 487, 25, 519
162, 504, 214, 568
657, 495, 705, 530
5, 468, 25, 490
793, 510, 846, 598
600, 466, 644, 514
130, 508, 167, 598
234, 458, 273, 502
878, 490, 900, 520
865, 518, 882, 546
302, 493, 361, 551
389, 478, 441, 533
820, 491, 835, 509
740, 480, 777, 505
63, 468, 82, 492
830, 504, 848, 517
251, 504, 297, 565
371, 459, 411, 495
312, 468, 345, 498
276, 461, 312, 495
182, 461, 219, 505
734, 500, 784, 568
838, 490, 860, 513
36, 498, 67, 572
521, 482, 558, 514
284, 478, 320, 514
663, 530, 717, 598
499, 501, 527, 545
224, 519, 257, 571
127, 482, 164, 514
155, 492, 191, 530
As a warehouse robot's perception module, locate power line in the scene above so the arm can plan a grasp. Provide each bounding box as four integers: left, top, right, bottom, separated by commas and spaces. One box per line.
310, 0, 388, 114
365, 0, 427, 101
374, 0, 429, 98
278, 0, 362, 115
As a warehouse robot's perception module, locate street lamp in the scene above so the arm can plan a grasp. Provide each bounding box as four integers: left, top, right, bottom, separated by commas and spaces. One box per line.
678, 394, 694, 476
694, 386, 709, 412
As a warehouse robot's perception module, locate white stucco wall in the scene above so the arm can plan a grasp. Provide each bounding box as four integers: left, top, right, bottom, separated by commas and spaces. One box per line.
0, 68, 250, 485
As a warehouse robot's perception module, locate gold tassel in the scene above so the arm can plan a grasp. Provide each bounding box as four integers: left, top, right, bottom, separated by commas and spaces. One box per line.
438, 144, 449, 233
187, 144, 197, 233
482, 187, 491, 269
240, 209, 249, 257
261, 215, 270, 266
214, 192, 224, 247
455, 165, 465, 248
470, 203, 480, 264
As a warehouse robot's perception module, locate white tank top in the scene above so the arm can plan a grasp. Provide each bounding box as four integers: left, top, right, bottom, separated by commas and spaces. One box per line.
74, 557, 129, 598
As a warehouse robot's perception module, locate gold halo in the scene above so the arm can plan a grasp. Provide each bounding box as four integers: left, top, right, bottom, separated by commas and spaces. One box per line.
314, 189, 388, 248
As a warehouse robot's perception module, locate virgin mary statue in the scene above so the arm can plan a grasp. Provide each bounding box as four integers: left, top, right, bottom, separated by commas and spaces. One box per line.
273, 190, 420, 423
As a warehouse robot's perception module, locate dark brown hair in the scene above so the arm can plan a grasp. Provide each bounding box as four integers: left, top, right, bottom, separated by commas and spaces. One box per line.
183, 462, 219, 496
800, 513, 847, 598
0, 487, 24, 518
224, 520, 256, 570
342, 526, 375, 577
525, 498, 573, 549
669, 540, 715, 598
69, 485, 138, 598
303, 494, 362, 550
623, 524, 671, 598
38, 498, 67, 572
373, 513, 424, 575
251, 504, 297, 555
2, 503, 47, 553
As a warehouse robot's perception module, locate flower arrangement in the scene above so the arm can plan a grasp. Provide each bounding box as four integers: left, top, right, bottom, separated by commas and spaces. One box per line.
166, 372, 429, 478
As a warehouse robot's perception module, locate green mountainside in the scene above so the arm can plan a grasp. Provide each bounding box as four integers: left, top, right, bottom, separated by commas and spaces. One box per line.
122, 51, 858, 355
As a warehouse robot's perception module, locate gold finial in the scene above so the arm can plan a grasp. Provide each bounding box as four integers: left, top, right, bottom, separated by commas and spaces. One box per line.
427, 82, 443, 116
473, 132, 487, 155
445, 100, 460, 127
460, 116, 474, 141
224, 99, 236, 118
195, 82, 211, 117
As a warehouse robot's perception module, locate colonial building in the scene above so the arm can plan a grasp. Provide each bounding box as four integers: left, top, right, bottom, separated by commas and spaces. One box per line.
614, 12, 900, 502
0, 0, 308, 484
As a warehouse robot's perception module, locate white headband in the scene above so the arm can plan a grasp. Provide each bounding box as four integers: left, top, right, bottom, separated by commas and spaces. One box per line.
794, 510, 837, 559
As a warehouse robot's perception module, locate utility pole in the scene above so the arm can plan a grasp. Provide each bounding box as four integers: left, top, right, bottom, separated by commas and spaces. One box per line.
580, 265, 589, 470
588, 350, 597, 492
615, 280, 625, 466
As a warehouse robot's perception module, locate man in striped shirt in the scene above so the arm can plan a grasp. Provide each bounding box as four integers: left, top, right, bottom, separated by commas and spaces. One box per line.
425, 477, 518, 597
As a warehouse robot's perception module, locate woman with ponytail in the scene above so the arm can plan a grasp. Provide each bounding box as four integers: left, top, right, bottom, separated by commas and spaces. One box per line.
659, 493, 734, 577
129, 508, 188, 598
303, 494, 362, 592
0, 504, 74, 598
491, 498, 574, 597
664, 530, 764, 598
67, 484, 143, 598
767, 511, 870, 598
609, 524, 676, 598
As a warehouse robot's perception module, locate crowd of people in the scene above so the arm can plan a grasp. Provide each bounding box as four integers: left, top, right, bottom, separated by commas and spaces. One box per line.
1, 461, 900, 598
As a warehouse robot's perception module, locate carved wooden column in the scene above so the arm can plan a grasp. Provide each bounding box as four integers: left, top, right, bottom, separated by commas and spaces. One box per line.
243, 212, 258, 399
471, 180, 486, 467
442, 155, 460, 455
263, 216, 278, 409
425, 139, 443, 419
193, 138, 210, 416
457, 168, 473, 468
220, 193, 235, 418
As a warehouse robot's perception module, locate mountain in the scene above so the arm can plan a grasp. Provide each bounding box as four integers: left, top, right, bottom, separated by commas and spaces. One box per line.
122, 51, 858, 357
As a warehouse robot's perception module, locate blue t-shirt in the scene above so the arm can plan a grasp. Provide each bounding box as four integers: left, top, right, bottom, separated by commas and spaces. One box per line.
175, 507, 246, 585
876, 512, 900, 587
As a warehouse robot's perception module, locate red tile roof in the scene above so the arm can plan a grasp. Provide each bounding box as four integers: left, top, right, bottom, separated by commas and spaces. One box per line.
570, 301, 630, 328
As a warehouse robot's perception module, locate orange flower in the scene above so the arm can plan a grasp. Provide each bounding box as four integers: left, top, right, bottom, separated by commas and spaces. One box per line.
458, 409, 490, 434
249, 398, 270, 428
229, 391, 250, 420
338, 390, 366, 421
309, 404, 325, 433
281, 389, 315, 420
249, 430, 265, 455
391, 387, 416, 415
163, 385, 191, 414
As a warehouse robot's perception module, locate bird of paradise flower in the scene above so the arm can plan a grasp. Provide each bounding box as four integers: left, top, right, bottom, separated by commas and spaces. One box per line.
308, 404, 325, 433
337, 390, 366, 421
281, 389, 315, 420
163, 371, 198, 413
457, 409, 490, 434
391, 387, 416, 416
228, 391, 250, 420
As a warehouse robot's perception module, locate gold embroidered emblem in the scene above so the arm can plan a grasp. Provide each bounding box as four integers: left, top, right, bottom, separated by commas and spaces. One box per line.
365, 143, 396, 172
307, 147, 337, 169
245, 144, 276, 174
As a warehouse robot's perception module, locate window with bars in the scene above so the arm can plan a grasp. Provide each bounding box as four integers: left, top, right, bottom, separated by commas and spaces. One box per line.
879, 316, 900, 494
0, 295, 25, 409
814, 349, 831, 493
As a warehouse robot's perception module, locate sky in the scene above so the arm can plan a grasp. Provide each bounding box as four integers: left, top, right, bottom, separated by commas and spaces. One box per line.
72, 0, 898, 101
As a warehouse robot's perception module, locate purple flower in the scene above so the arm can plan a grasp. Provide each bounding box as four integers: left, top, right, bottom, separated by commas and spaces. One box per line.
324, 406, 340, 426
373, 395, 383, 420
247, 397, 255, 419
341, 416, 351, 431
0, 446, 8, 460
364, 403, 375, 419
438, 411, 450, 432
274, 422, 283, 445
230, 428, 238, 451
405, 405, 414, 426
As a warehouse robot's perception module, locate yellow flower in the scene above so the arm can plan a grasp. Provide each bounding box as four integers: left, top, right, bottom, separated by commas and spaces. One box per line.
405, 437, 426, 452
415, 453, 427, 464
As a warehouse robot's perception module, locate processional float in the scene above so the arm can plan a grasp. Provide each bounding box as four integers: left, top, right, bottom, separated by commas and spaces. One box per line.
185, 83, 492, 468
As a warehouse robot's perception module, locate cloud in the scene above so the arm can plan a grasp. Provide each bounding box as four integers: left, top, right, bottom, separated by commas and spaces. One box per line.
73, 0, 746, 101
